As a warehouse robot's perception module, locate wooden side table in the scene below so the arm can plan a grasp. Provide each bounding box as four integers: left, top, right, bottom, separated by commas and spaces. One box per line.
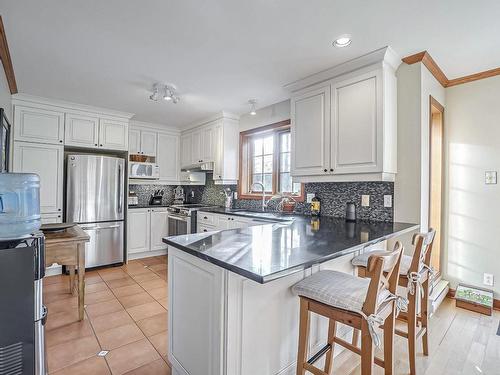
44, 225, 90, 321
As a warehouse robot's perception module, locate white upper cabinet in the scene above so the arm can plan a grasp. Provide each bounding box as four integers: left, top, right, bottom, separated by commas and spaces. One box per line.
129, 129, 157, 156
13, 141, 63, 214
64, 113, 100, 148
331, 71, 382, 174
201, 125, 215, 162
212, 118, 239, 184
98, 119, 129, 151
291, 85, 330, 176
140, 131, 157, 157
190, 129, 202, 164
14, 105, 65, 145
157, 132, 179, 182
128, 129, 141, 154
289, 47, 399, 182
180, 133, 192, 168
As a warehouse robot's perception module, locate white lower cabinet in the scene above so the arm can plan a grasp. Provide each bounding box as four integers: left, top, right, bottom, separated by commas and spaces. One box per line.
127, 207, 168, 257
150, 208, 169, 251
13, 141, 64, 214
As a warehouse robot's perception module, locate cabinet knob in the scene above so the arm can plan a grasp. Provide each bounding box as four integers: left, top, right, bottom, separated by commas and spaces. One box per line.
227, 218, 231, 220
58, 208, 61, 211
203, 216, 208, 219
94, 144, 98, 146
59, 140, 63, 143
323, 169, 327, 172
203, 229, 207, 232
330, 168, 334, 172
57, 215, 61, 218
100, 144, 103, 147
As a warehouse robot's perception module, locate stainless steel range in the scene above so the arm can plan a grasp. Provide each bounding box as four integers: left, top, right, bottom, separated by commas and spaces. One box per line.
167, 204, 217, 236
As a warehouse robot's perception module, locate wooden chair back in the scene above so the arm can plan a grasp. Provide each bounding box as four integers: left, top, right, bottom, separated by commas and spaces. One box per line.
362, 241, 404, 315
408, 229, 436, 275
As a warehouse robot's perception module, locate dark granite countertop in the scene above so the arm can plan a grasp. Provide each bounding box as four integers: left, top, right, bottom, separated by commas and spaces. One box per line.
163, 215, 419, 284
128, 204, 170, 209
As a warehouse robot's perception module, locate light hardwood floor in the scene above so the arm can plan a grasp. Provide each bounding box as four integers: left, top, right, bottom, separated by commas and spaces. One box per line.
331, 298, 500, 375
44, 256, 500, 375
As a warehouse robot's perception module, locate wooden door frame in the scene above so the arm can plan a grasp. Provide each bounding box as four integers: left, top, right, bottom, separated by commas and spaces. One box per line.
428, 95, 444, 281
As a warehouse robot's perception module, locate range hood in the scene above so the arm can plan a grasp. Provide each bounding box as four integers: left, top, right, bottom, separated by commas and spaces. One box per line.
181, 161, 214, 172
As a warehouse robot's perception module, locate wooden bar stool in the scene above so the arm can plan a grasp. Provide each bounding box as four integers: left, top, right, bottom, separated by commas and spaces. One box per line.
351, 230, 436, 375
292, 242, 404, 375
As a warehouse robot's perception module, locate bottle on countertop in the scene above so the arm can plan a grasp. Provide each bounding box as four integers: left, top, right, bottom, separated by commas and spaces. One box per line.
310, 194, 321, 216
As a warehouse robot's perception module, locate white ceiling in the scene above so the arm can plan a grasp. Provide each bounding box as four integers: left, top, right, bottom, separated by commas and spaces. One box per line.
2, 0, 500, 128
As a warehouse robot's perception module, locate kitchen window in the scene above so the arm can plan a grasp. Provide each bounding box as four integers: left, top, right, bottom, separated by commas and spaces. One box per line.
238, 120, 303, 200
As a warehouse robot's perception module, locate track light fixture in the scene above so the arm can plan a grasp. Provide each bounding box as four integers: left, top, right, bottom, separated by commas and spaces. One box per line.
248, 99, 257, 115
149, 83, 180, 104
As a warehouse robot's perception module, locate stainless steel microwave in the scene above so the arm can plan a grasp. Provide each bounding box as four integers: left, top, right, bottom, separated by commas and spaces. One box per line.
129, 161, 160, 179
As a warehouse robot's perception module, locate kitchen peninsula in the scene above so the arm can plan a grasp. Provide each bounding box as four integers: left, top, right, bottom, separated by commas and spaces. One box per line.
163, 211, 418, 375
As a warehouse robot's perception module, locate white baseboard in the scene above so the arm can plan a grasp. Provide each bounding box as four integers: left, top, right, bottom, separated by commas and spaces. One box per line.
430, 279, 450, 315
127, 249, 168, 261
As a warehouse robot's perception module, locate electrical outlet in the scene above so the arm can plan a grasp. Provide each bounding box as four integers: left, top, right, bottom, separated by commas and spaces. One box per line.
484, 273, 494, 286
384, 195, 392, 208
361, 195, 370, 207
485, 171, 497, 184
306, 193, 315, 203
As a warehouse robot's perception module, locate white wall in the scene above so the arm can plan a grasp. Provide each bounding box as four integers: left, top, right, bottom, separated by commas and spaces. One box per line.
239, 99, 290, 132
392, 63, 445, 253
444, 75, 500, 297
0, 61, 12, 121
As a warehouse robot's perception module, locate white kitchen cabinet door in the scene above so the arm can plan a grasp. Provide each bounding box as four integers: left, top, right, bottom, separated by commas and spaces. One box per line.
191, 129, 202, 164
129, 129, 141, 154
64, 113, 99, 148
127, 209, 151, 254
98, 119, 129, 150
157, 133, 179, 182
14, 105, 65, 145
291, 85, 331, 176
180, 134, 192, 168
331, 71, 382, 174
41, 213, 63, 224
150, 208, 169, 251
13, 142, 63, 214
201, 125, 215, 162
140, 131, 157, 157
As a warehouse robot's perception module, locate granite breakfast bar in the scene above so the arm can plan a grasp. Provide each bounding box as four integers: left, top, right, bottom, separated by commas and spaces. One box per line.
163, 213, 418, 375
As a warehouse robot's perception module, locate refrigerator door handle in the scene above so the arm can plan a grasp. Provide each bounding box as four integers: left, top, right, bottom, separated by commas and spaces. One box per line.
99, 224, 121, 229
118, 163, 123, 214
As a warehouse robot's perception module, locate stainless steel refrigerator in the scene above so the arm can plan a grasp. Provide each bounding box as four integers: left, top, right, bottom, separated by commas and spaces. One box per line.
66, 154, 125, 268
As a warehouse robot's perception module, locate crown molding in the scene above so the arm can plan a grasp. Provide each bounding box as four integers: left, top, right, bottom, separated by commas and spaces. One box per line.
402, 50, 500, 88
130, 120, 180, 133
12, 93, 135, 119
284, 46, 401, 92
0, 16, 17, 94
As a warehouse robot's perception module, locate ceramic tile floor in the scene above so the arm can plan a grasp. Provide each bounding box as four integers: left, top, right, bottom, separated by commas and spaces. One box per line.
44, 255, 171, 374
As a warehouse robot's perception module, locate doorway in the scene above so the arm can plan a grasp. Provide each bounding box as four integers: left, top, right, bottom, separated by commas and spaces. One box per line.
429, 95, 444, 278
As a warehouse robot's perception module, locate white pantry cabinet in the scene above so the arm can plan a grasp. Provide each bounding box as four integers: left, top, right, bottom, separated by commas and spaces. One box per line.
212, 117, 239, 184
13, 141, 64, 214
13, 105, 65, 145
289, 47, 399, 182
64, 113, 100, 148
127, 207, 169, 257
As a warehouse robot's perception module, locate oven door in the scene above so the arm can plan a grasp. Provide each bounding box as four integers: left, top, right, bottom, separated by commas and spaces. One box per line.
167, 213, 190, 236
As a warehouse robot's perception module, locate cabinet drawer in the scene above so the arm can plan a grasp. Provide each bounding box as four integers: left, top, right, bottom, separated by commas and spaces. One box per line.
198, 212, 217, 225
198, 224, 216, 233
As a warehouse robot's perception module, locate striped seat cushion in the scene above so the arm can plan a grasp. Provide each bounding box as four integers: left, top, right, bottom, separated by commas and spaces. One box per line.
352, 251, 413, 275
291, 270, 390, 313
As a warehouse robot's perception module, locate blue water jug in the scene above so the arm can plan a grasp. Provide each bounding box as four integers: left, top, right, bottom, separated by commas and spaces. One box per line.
0, 173, 41, 238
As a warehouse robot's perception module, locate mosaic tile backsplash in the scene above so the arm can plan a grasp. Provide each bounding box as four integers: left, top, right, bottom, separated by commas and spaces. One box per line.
130, 174, 394, 221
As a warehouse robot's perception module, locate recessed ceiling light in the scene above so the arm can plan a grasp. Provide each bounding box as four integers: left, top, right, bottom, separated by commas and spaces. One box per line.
333, 35, 352, 48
